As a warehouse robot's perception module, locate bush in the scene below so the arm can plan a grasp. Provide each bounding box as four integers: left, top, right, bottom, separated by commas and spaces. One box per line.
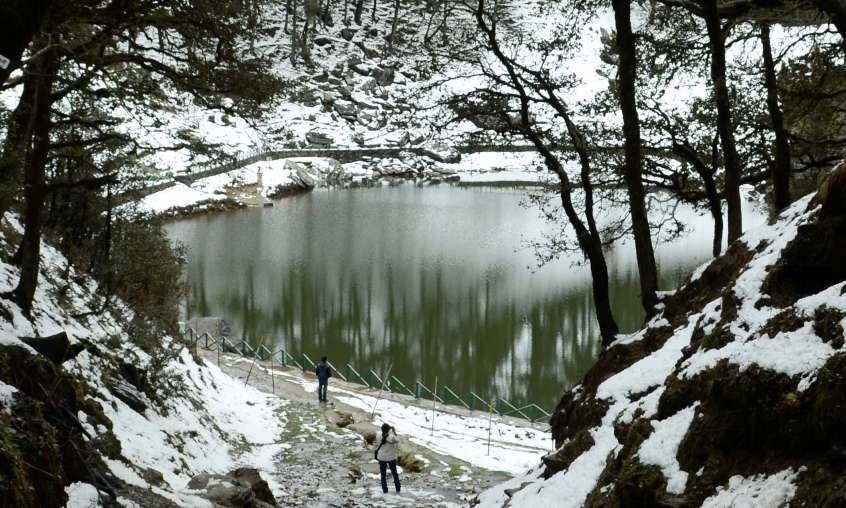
397, 452, 425, 473
108, 218, 187, 345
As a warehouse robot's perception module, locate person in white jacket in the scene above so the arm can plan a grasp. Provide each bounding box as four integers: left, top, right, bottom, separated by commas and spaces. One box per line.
375, 423, 401, 493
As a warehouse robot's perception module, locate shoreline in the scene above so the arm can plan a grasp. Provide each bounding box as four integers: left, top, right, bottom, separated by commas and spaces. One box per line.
128, 151, 551, 220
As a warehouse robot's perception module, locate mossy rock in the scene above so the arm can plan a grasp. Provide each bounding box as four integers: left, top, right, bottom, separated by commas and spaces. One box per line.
334, 411, 354, 428
397, 452, 425, 473
614, 461, 667, 507
363, 431, 377, 445
814, 306, 845, 348
760, 309, 806, 338
542, 428, 594, 475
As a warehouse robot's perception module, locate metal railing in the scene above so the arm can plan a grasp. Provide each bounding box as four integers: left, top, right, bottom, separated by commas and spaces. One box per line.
184, 328, 552, 423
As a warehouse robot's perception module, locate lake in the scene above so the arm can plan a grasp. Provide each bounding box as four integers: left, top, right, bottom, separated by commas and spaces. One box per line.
166, 184, 759, 410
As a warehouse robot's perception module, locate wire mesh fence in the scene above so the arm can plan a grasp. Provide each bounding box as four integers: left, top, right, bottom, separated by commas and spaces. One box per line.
185, 328, 552, 423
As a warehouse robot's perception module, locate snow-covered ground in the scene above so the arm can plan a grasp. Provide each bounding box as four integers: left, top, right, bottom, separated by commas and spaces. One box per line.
474, 192, 845, 507
263, 365, 551, 475
133, 151, 551, 216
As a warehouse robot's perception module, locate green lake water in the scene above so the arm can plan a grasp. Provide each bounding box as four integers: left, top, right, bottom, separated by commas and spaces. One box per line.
166, 184, 744, 410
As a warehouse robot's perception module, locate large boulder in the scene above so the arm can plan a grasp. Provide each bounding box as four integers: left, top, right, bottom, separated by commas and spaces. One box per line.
373, 67, 395, 86
229, 467, 277, 506
385, 130, 410, 147
206, 478, 254, 507
350, 63, 372, 76
358, 77, 378, 92
108, 376, 147, 413
305, 130, 333, 146
188, 469, 277, 507
420, 144, 461, 164
333, 100, 358, 121
313, 35, 333, 47
292, 164, 318, 189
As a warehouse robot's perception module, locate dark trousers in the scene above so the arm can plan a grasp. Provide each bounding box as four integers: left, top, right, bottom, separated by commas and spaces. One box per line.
318, 381, 327, 401
379, 460, 400, 493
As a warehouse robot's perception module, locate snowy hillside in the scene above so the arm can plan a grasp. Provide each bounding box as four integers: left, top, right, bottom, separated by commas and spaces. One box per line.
477, 167, 846, 507
0, 209, 554, 507
0, 214, 291, 506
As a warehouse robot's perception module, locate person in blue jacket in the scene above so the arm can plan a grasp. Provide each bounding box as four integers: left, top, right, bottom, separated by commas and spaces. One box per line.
315, 356, 332, 402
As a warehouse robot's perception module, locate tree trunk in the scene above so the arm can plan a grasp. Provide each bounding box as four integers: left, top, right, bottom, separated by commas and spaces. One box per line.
0, 0, 52, 83
11, 49, 57, 317
387, 0, 400, 52
612, 0, 659, 318
290, 0, 299, 65
301, 14, 312, 65
760, 22, 791, 213
372, 0, 377, 22
285, 0, 291, 33
558, 183, 620, 344
354, 0, 364, 24
671, 139, 724, 257
703, 0, 743, 243
474, 0, 618, 345
0, 73, 37, 221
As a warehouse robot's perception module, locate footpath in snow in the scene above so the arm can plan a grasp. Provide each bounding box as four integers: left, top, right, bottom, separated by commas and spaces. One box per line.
197, 348, 553, 506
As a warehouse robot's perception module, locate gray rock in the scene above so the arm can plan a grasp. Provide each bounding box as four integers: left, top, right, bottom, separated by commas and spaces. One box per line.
373, 67, 395, 86
350, 63, 372, 76
187, 472, 211, 490
358, 77, 377, 92
313, 36, 333, 47
421, 144, 461, 164
142, 468, 165, 487
350, 94, 378, 110
346, 55, 362, 66
207, 478, 254, 507
110, 377, 147, 413
393, 71, 408, 85
385, 130, 410, 146
333, 100, 358, 120
295, 166, 318, 188
229, 467, 277, 506
340, 28, 357, 41
305, 130, 333, 146
312, 71, 329, 83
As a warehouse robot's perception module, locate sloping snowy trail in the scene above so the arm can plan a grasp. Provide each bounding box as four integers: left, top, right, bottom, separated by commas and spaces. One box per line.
202, 351, 551, 506
224, 355, 553, 475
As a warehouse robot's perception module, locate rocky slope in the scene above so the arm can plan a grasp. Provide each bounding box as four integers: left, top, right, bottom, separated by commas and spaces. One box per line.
0, 212, 294, 507
477, 166, 846, 507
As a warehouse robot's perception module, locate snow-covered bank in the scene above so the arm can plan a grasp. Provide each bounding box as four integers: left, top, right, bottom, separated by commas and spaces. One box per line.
476, 170, 846, 507
133, 151, 548, 217
0, 212, 292, 506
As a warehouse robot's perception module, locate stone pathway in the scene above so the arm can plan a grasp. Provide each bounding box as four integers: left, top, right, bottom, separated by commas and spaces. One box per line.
205, 351, 510, 507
